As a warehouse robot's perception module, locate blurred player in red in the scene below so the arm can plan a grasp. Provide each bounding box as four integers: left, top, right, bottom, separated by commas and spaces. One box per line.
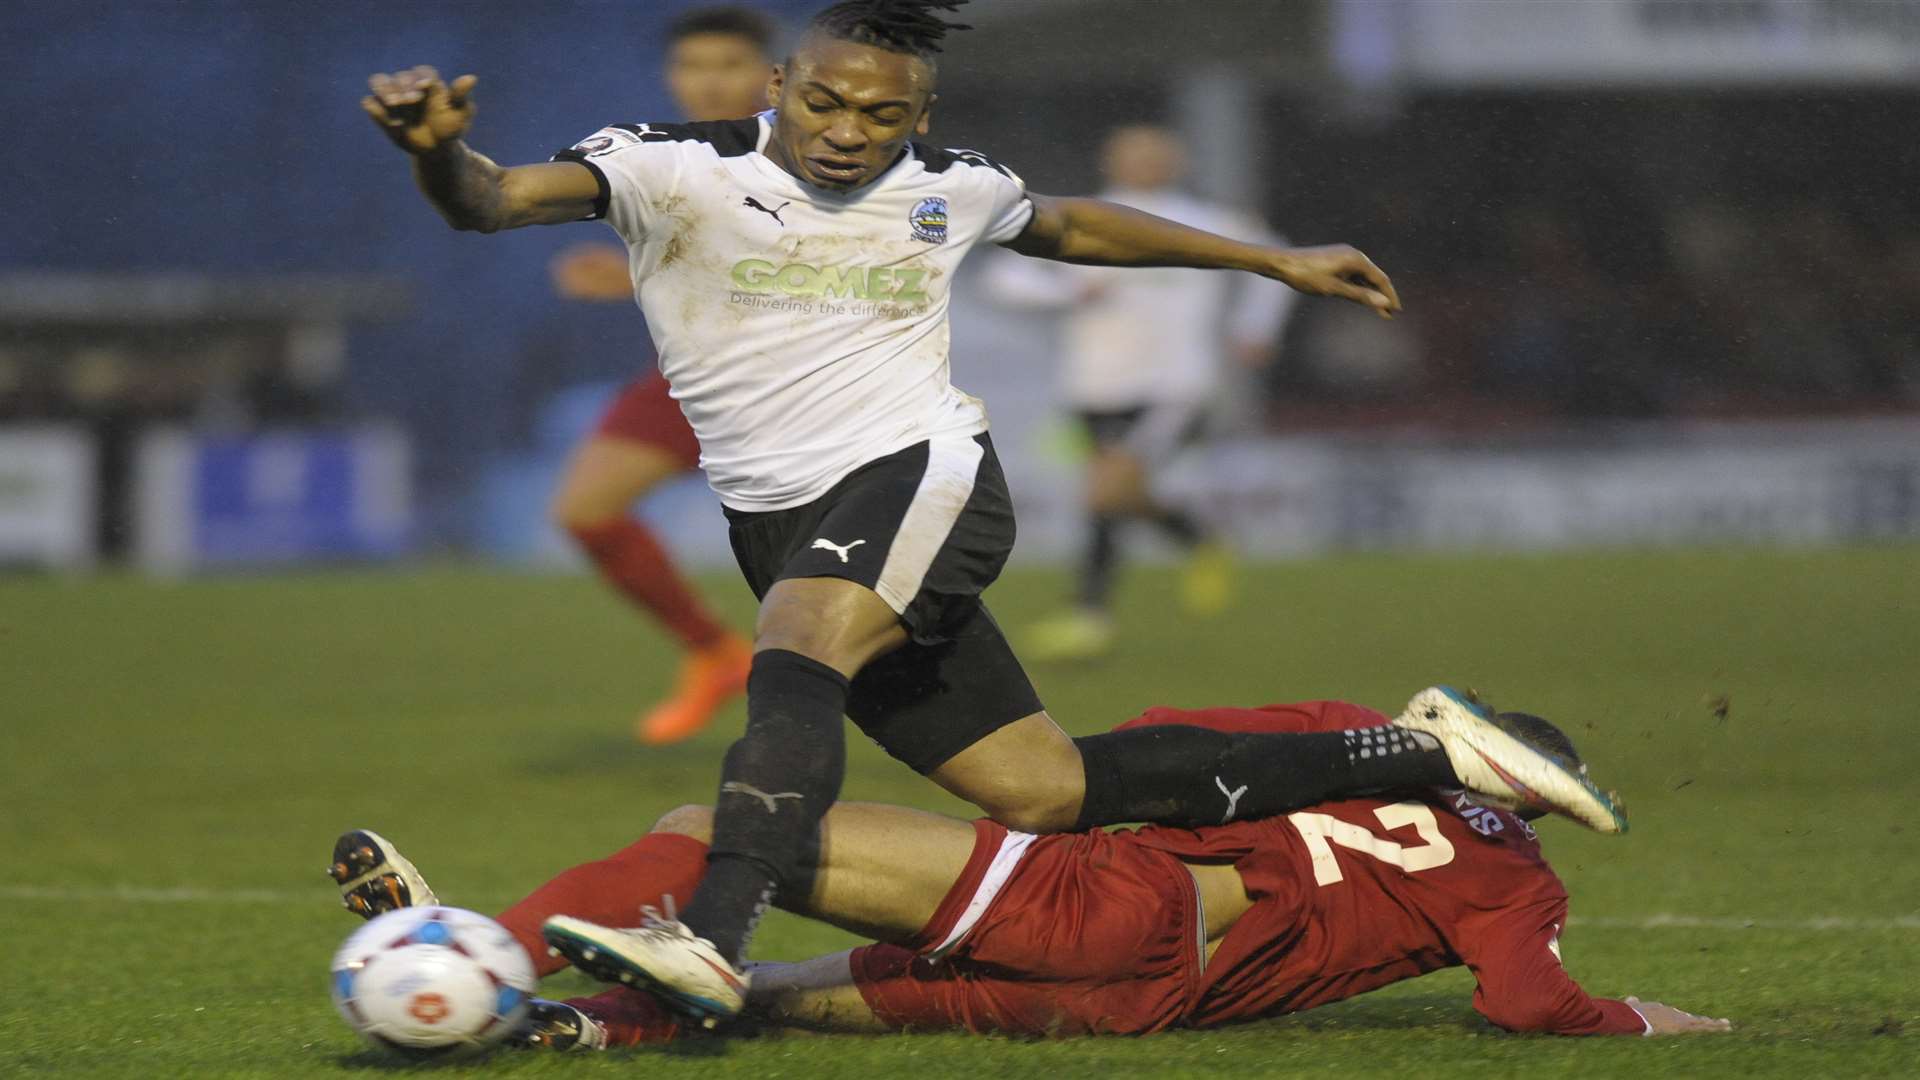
333, 696, 1723, 1048
547, 7, 777, 745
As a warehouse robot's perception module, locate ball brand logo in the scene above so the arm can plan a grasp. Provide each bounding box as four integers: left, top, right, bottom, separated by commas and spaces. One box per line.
909, 196, 949, 243
407, 992, 451, 1025
729, 259, 931, 303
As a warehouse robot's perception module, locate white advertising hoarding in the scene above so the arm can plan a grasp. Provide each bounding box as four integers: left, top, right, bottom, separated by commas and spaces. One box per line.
0, 427, 96, 569
1166, 419, 1920, 557
1382, 0, 1920, 86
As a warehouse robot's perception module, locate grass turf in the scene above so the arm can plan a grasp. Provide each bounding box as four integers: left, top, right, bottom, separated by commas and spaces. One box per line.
1, 546, 1915, 1077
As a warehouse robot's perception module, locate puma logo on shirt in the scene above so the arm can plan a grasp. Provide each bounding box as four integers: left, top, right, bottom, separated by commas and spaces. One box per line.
743, 196, 790, 226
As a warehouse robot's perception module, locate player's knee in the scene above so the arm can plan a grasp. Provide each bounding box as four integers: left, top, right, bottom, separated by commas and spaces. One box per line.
981, 782, 1084, 835
651, 804, 715, 839
753, 584, 903, 675
1087, 455, 1147, 512
549, 483, 621, 534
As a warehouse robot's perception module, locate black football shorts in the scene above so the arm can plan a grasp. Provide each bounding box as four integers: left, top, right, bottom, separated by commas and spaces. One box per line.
724, 432, 1045, 774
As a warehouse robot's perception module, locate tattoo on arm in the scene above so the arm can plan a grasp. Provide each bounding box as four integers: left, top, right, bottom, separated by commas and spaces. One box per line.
411, 141, 510, 233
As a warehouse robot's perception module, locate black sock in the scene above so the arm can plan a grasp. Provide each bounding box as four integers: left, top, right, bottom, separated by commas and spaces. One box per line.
1076, 513, 1120, 610
1073, 723, 1453, 829
1075, 511, 1121, 611
680, 649, 847, 965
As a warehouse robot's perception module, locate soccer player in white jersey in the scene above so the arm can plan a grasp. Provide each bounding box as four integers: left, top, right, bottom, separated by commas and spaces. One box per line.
986, 126, 1298, 661
363, 0, 1622, 1028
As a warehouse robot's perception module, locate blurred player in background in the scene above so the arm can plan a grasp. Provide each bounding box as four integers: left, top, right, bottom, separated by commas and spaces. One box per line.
546, 7, 778, 746
332, 697, 1694, 1050
985, 126, 1296, 662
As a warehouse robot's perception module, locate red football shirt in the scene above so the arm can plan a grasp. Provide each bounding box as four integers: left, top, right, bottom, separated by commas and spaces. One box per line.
1117, 701, 1648, 1036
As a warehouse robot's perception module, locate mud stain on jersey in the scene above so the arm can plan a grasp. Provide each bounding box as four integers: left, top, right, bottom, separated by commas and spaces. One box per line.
653, 194, 697, 270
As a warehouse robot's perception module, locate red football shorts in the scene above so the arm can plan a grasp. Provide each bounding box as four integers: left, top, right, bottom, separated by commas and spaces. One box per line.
850, 820, 1206, 1037
591, 374, 702, 472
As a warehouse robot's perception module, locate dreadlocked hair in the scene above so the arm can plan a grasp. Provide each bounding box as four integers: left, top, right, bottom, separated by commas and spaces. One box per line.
809, 0, 971, 60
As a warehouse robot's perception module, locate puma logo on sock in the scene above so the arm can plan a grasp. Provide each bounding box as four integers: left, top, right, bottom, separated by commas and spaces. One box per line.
722, 782, 806, 814
1215, 775, 1250, 823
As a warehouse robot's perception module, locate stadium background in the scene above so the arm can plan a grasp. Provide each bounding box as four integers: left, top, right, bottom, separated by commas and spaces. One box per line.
2, 1, 1916, 1077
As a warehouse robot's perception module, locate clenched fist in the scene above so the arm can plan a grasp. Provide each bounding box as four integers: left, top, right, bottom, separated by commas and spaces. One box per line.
362, 65, 478, 155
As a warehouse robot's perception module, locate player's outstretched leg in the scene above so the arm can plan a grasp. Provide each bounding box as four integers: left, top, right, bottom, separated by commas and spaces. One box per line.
1068, 686, 1629, 834
327, 829, 438, 918
1392, 686, 1628, 834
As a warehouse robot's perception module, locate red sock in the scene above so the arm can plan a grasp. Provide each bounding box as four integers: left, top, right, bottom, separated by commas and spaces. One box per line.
570, 518, 729, 651
495, 832, 709, 977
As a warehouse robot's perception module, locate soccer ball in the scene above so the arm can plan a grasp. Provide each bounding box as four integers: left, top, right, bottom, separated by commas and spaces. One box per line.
330, 905, 535, 1059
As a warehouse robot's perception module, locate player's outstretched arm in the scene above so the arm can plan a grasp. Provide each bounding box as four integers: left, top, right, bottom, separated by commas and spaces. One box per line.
1466, 910, 1732, 1036
362, 65, 602, 233
1007, 194, 1401, 318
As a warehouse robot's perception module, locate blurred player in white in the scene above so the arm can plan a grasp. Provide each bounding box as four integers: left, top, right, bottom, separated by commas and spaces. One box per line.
546, 7, 777, 746
985, 126, 1296, 661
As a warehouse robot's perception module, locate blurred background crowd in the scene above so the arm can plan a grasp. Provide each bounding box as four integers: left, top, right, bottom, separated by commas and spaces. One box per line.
3, 0, 1917, 570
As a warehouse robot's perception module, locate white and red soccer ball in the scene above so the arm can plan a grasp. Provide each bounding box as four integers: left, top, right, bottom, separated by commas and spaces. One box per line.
330, 906, 536, 1059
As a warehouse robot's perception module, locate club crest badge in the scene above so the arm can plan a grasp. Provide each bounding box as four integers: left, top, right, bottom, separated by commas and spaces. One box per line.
909, 196, 949, 244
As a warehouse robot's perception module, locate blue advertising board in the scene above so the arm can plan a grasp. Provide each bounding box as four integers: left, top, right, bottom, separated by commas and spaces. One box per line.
135, 429, 411, 573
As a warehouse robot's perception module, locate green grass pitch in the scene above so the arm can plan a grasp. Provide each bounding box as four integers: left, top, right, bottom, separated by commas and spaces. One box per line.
2, 546, 1915, 1077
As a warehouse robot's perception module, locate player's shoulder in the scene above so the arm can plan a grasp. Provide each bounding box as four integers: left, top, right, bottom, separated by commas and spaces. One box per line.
558, 117, 765, 163
912, 143, 1022, 183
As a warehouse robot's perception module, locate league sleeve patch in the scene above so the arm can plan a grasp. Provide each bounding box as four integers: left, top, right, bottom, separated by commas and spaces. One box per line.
568, 126, 643, 158
909, 196, 949, 244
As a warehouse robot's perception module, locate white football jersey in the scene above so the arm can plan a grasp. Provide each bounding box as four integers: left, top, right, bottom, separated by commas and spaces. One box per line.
554, 113, 1033, 512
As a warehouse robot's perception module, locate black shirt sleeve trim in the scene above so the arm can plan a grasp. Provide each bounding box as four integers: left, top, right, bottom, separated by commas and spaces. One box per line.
549, 149, 612, 221
913, 142, 1018, 180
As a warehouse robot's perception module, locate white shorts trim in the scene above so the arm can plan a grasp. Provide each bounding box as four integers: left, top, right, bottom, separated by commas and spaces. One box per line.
873, 434, 985, 615
925, 828, 1037, 960
1187, 866, 1209, 973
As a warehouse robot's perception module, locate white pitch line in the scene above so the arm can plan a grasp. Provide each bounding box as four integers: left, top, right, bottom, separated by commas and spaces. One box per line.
0, 883, 522, 907
0, 884, 316, 904
0, 885, 1915, 931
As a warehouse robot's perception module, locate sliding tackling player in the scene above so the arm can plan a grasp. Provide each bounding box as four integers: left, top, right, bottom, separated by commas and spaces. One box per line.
331, 690, 1716, 1049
